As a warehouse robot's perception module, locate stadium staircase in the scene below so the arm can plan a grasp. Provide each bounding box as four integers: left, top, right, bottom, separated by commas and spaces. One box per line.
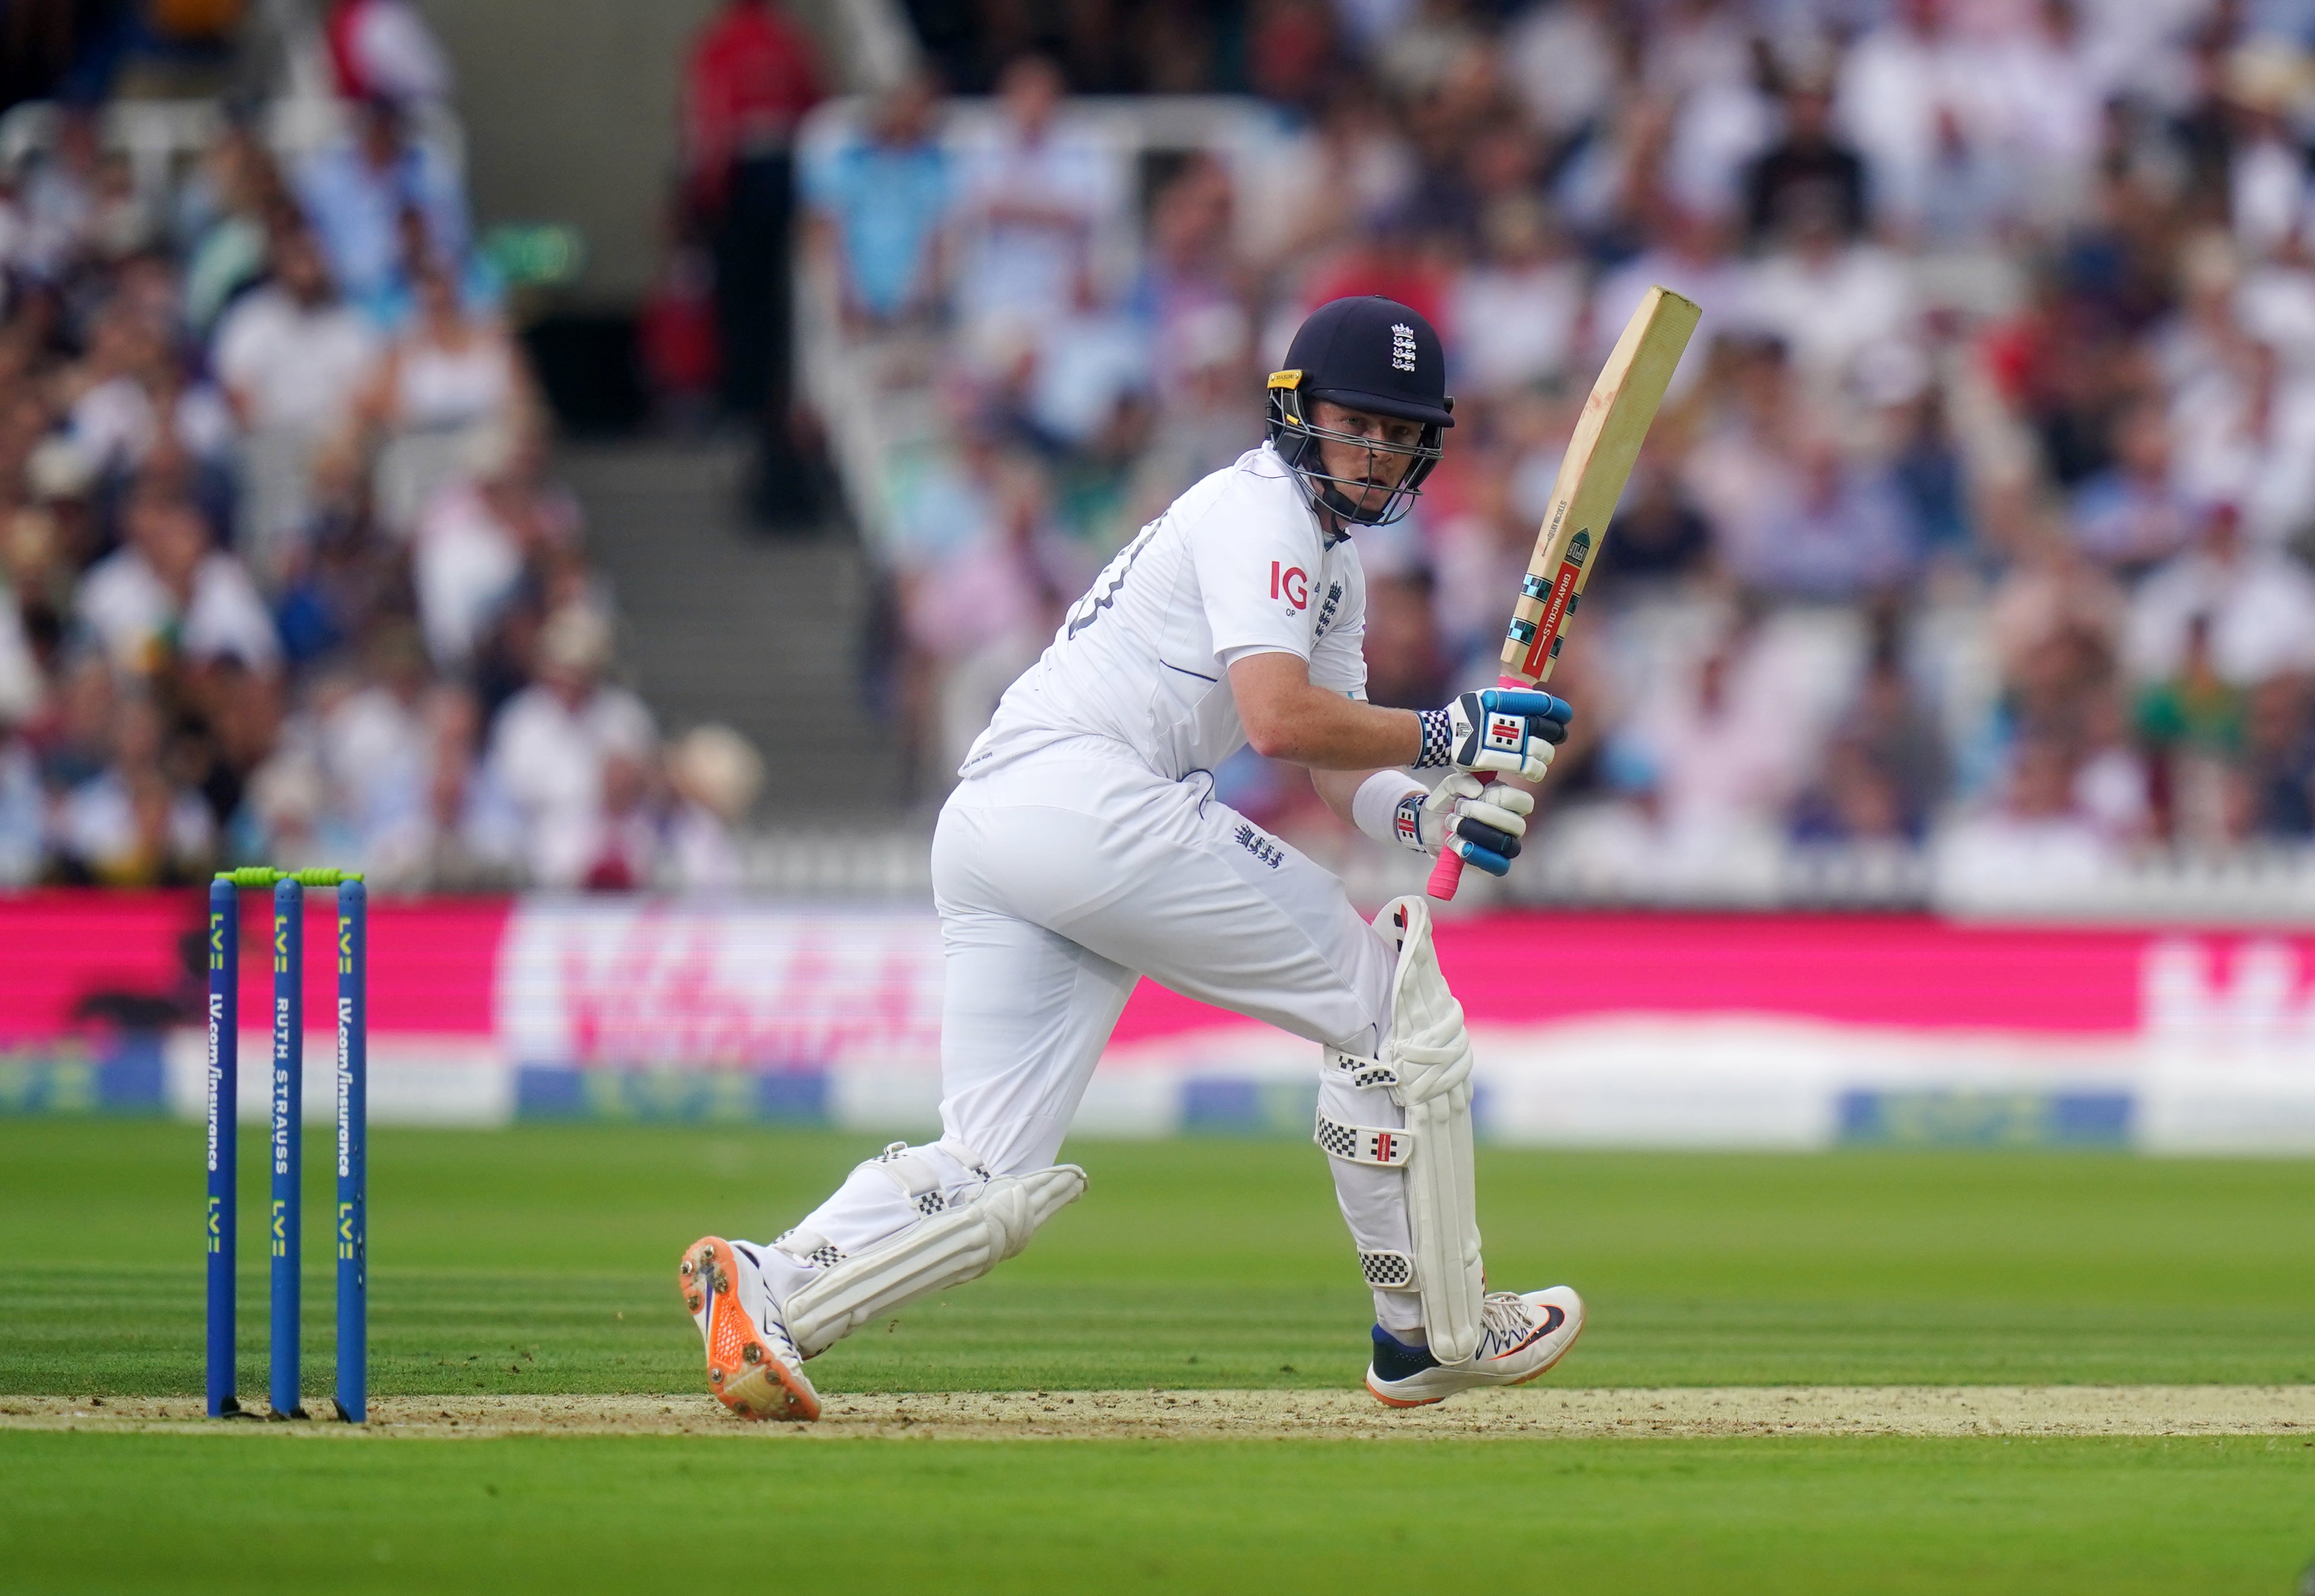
557, 439, 905, 818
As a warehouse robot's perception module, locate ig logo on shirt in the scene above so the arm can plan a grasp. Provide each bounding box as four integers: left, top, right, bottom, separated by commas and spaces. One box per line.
1269, 562, 1308, 612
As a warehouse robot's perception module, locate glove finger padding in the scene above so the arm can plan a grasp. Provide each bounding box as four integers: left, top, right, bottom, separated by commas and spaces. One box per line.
1421, 772, 1532, 874
1451, 814, 1520, 858
1435, 771, 1532, 838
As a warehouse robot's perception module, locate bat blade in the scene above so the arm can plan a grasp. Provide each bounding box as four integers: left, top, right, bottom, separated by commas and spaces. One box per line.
1500, 285, 1700, 686
1426, 285, 1700, 901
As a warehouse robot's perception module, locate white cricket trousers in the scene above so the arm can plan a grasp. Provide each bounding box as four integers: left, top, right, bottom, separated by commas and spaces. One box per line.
771, 738, 1429, 1334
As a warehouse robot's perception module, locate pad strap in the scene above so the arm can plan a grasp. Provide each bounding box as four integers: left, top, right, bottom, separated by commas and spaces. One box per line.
869, 1139, 991, 1217
772, 1226, 846, 1270
1323, 1045, 1399, 1092
1314, 1109, 1413, 1167
1359, 1250, 1418, 1291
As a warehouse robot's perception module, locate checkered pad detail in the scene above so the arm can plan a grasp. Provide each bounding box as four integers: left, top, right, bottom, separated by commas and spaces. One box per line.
778, 1229, 847, 1270
1415, 708, 1453, 769
1359, 1250, 1417, 1290
1325, 1047, 1399, 1091
914, 1191, 947, 1216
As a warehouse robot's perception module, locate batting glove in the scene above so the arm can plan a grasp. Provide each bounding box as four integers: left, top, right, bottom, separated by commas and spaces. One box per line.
1418, 688, 1573, 782
1392, 771, 1537, 876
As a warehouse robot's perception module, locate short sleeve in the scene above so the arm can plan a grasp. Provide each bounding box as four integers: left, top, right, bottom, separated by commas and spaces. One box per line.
1188, 476, 1323, 666
1309, 555, 1367, 699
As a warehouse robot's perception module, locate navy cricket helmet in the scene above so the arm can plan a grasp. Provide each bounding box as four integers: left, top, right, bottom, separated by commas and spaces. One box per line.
1266, 295, 1453, 527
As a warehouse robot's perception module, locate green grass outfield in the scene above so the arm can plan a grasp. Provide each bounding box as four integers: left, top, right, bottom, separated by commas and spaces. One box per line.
4, 1119, 2314, 1592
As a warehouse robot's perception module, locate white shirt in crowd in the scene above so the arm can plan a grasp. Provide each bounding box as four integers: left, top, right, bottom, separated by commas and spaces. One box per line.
961, 445, 1367, 784
411, 481, 524, 667
1736, 243, 1917, 393
391, 334, 518, 434
0, 739, 39, 885
2165, 364, 2315, 546
1504, 0, 1619, 142
1453, 257, 1584, 397
68, 376, 235, 473
212, 285, 380, 435
321, 684, 430, 836
75, 546, 281, 673
952, 120, 1125, 329
0, 587, 42, 727
54, 770, 215, 872
2124, 542, 2315, 686
1834, 20, 2001, 231
662, 800, 745, 892
486, 682, 657, 887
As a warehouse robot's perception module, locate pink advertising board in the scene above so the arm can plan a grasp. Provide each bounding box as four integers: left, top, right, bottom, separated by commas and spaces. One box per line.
4, 891, 2312, 1147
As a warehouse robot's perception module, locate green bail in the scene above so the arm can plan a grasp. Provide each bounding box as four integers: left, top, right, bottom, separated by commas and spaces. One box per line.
212, 867, 366, 888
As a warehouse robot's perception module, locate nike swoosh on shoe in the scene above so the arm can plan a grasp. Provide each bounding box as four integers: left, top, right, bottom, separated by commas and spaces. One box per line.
1488, 1303, 1566, 1360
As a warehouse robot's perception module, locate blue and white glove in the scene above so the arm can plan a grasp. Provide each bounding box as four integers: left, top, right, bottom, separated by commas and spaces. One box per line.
1352, 771, 1537, 877
1406, 771, 1535, 876
1417, 688, 1574, 782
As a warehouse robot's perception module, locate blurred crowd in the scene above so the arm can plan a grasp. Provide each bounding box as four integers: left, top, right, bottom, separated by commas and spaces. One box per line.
815, 0, 2315, 888
0, 4, 764, 891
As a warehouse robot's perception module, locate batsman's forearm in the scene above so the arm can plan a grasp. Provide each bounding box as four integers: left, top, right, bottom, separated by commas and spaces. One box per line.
1312, 765, 1394, 828
1248, 689, 1421, 769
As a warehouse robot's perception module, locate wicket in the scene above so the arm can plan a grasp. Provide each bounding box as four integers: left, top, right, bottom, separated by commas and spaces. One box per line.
205, 867, 367, 1422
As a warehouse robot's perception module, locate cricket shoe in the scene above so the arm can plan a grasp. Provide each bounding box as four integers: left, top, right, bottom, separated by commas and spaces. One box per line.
679, 1236, 821, 1421
1364, 1286, 1585, 1408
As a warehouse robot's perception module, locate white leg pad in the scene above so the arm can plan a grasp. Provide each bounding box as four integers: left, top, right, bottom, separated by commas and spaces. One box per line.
1321, 896, 1485, 1363
1401, 1069, 1482, 1362
779, 1154, 1086, 1357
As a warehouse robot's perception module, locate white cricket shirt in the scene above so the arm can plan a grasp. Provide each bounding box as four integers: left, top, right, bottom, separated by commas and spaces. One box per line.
960, 445, 1368, 782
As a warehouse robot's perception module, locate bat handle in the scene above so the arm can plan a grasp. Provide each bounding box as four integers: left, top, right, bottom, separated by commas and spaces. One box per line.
1423, 841, 1469, 901
1423, 674, 1526, 901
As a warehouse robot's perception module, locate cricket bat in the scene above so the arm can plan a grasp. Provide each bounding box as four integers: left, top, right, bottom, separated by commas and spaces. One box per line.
1426, 285, 1701, 901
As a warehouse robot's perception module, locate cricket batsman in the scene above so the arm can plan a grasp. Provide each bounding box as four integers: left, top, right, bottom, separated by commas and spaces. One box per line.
682, 296, 1583, 1419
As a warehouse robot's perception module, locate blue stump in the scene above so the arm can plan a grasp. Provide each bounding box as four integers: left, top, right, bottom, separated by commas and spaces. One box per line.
204, 879, 238, 1417
268, 879, 305, 1419
335, 881, 367, 1422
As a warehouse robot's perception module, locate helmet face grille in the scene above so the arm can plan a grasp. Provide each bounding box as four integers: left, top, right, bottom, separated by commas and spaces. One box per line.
1266, 387, 1444, 527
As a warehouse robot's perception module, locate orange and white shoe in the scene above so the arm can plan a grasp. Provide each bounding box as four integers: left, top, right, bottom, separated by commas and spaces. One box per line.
1363, 1286, 1585, 1408
678, 1236, 821, 1421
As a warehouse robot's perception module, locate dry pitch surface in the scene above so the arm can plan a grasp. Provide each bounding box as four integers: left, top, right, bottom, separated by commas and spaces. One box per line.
8, 1385, 2315, 1439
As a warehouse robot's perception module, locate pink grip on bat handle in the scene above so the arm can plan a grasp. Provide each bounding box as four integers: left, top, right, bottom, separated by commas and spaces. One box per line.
1423, 838, 1469, 900
1424, 673, 1528, 901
